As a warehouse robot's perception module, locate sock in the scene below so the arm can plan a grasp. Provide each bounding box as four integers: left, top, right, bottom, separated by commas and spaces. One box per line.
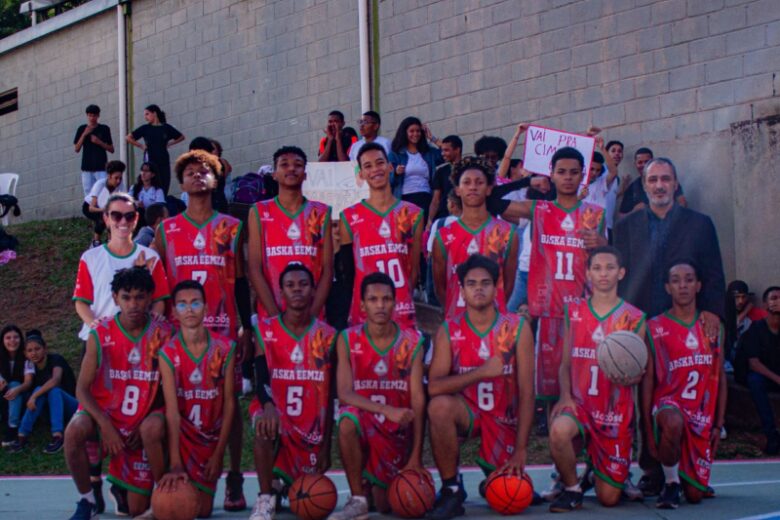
80, 490, 96, 505
662, 464, 680, 484
352, 495, 368, 504
442, 475, 459, 492
565, 484, 582, 493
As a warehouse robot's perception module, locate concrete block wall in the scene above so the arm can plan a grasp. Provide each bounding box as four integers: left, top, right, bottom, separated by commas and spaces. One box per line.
129, 0, 361, 186
377, 0, 780, 283
0, 11, 118, 220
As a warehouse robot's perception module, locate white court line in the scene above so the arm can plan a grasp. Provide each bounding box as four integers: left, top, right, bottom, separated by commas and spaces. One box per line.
734, 512, 780, 520
711, 479, 780, 488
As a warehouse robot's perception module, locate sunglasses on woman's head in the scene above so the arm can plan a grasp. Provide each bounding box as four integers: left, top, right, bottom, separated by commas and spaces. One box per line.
108, 211, 137, 222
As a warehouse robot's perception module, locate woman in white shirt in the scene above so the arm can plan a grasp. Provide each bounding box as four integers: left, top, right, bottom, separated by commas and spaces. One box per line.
81, 161, 126, 247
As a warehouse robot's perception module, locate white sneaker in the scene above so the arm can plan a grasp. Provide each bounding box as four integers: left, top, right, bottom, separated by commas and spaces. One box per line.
720, 426, 727, 440
541, 473, 564, 502
242, 377, 253, 396
132, 507, 155, 519
249, 494, 276, 520
327, 496, 369, 520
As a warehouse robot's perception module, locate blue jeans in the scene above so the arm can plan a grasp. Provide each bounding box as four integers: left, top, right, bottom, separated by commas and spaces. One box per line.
507, 270, 529, 313
747, 371, 780, 436
4, 381, 25, 428
19, 386, 78, 436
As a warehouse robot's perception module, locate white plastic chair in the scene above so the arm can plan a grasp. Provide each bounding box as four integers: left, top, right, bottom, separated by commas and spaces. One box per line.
0, 173, 19, 226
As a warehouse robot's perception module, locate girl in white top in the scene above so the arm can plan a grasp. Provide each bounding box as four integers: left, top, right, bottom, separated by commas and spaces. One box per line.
81, 161, 126, 247
131, 161, 166, 210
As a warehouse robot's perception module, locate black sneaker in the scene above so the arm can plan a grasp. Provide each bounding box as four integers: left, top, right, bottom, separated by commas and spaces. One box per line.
703, 485, 715, 499
6, 436, 27, 453
1, 426, 17, 447
637, 470, 663, 497
109, 484, 129, 516
67, 498, 98, 520
549, 489, 584, 513
91, 480, 105, 515
579, 466, 594, 494
224, 471, 247, 511
478, 478, 487, 498
43, 435, 64, 454
428, 486, 466, 520
656, 482, 681, 509
531, 491, 544, 505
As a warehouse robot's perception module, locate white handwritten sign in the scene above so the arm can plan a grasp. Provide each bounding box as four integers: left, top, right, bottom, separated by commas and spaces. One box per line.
522, 125, 595, 187
303, 162, 368, 218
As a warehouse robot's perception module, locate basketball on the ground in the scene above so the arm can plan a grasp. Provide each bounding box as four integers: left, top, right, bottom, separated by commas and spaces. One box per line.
151, 481, 199, 520
485, 471, 534, 515
388, 469, 436, 518
288, 474, 338, 520
597, 330, 648, 384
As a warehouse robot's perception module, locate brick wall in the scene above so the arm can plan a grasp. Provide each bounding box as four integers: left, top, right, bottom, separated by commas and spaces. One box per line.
0, 11, 118, 220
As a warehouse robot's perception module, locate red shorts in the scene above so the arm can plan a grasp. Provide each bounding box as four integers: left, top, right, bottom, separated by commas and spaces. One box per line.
250, 398, 326, 485
462, 398, 517, 473
338, 405, 411, 488
562, 404, 631, 489
535, 317, 565, 399
653, 401, 713, 491
180, 427, 220, 495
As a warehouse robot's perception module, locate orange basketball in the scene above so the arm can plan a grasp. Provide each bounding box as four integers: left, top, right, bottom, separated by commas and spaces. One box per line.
388, 469, 436, 518
484, 472, 534, 515
151, 482, 200, 520
288, 474, 338, 520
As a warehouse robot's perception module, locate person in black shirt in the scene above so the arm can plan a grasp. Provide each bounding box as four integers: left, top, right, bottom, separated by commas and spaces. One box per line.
426, 135, 462, 226
74, 104, 114, 198
7, 330, 77, 454
741, 286, 780, 454
126, 104, 185, 195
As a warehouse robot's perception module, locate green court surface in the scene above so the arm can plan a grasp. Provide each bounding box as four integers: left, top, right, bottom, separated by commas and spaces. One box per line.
2, 461, 779, 519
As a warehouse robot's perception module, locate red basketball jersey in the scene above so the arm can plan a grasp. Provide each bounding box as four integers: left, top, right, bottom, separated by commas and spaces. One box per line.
567, 299, 645, 436
252, 197, 331, 318
88, 314, 173, 435
341, 200, 422, 326
160, 212, 242, 340
447, 312, 524, 425
160, 331, 235, 439
254, 316, 336, 446
648, 313, 721, 435
435, 217, 516, 317
528, 201, 605, 318
342, 324, 423, 436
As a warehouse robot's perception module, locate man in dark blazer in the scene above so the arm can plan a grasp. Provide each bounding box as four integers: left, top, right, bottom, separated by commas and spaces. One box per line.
613, 157, 725, 498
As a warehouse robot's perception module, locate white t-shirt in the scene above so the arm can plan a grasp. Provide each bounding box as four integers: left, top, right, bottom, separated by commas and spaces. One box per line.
402, 152, 431, 195
519, 224, 532, 272
73, 244, 169, 340
583, 168, 618, 229
136, 186, 165, 208
84, 179, 125, 208
348, 136, 392, 162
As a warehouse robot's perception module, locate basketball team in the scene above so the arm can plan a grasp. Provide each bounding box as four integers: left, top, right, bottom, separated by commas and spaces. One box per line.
64, 138, 726, 520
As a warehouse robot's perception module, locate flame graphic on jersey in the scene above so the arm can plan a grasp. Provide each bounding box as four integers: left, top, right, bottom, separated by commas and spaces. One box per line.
307, 207, 324, 245
579, 207, 601, 230
486, 225, 508, 260
311, 329, 333, 369
208, 346, 224, 380
395, 338, 413, 377
496, 321, 516, 363
146, 327, 167, 363
213, 219, 235, 255
396, 205, 414, 241
613, 311, 639, 332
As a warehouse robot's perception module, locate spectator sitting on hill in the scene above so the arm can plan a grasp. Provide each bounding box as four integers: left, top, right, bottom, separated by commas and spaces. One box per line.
82, 161, 125, 248
726, 280, 768, 372
130, 161, 165, 230
134, 203, 168, 248
0, 325, 26, 446
739, 286, 780, 455
7, 330, 77, 455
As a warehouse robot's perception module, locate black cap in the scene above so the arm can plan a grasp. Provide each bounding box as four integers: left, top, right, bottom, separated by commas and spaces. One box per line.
727, 280, 751, 295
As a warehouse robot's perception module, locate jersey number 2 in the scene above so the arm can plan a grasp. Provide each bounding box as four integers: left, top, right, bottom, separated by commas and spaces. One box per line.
681, 371, 699, 400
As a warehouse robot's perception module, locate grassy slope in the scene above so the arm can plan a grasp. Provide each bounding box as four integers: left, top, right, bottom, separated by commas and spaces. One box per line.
0, 218, 764, 476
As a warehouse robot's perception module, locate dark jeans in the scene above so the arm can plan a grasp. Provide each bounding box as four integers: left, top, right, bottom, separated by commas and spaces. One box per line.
81, 202, 106, 235
747, 371, 780, 435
